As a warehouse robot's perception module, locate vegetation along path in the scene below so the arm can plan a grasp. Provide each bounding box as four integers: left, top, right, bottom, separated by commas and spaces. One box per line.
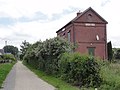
0, 61, 55, 90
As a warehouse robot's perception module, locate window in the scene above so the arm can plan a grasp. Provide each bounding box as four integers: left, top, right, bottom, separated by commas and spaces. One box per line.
87, 13, 92, 22
63, 33, 65, 36
88, 47, 95, 56
62, 33, 65, 38
88, 13, 92, 17
67, 31, 71, 42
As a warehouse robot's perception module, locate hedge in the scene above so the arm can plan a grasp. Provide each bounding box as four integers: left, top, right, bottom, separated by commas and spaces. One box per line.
59, 52, 102, 87
24, 37, 73, 75
24, 37, 102, 88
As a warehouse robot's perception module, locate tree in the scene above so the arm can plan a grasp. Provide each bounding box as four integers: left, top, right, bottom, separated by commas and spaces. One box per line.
24, 37, 73, 74
115, 49, 120, 59
3, 45, 18, 56
107, 41, 113, 62
20, 40, 31, 60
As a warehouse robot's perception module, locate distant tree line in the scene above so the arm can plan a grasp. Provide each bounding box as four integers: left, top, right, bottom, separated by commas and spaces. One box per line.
0, 45, 18, 63
3, 45, 18, 56
113, 48, 120, 59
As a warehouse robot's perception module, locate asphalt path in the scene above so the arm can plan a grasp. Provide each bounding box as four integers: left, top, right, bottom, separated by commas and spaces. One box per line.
1, 61, 55, 90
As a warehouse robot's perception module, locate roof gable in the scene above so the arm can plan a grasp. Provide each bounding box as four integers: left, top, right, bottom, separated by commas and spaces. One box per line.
56, 7, 108, 33
73, 7, 108, 23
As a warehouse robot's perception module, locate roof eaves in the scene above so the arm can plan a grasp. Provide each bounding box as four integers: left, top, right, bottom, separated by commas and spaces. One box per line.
56, 21, 72, 33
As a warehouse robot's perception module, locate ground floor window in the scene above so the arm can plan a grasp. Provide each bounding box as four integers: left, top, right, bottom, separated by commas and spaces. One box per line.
88, 47, 95, 56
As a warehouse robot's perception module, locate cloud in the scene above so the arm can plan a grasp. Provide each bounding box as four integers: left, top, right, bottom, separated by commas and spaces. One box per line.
18, 11, 48, 22
0, 11, 49, 26
9, 33, 33, 41
101, 0, 110, 6
51, 6, 79, 21
0, 17, 16, 26
108, 35, 120, 48
0, 29, 36, 49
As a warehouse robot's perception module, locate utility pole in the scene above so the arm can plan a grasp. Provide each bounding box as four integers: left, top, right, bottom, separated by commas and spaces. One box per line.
5, 40, 7, 46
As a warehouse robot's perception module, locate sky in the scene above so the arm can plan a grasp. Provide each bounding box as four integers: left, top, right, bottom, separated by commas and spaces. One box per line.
0, 0, 120, 49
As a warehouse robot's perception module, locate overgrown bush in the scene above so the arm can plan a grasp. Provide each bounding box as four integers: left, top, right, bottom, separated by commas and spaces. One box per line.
59, 52, 102, 88
24, 41, 42, 68
24, 37, 73, 75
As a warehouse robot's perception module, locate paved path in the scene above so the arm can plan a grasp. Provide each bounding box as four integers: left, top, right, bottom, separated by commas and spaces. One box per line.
1, 61, 56, 90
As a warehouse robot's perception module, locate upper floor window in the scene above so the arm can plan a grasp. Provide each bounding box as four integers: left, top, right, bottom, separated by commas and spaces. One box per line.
62, 33, 65, 38
87, 13, 92, 22
67, 30, 71, 42
88, 13, 92, 17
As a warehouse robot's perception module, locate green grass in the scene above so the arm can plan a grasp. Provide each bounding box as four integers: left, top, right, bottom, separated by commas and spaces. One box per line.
0, 63, 15, 88
23, 62, 81, 90
99, 62, 120, 90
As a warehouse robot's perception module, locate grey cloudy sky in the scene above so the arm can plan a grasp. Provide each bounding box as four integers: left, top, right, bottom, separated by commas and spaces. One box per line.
0, 0, 120, 49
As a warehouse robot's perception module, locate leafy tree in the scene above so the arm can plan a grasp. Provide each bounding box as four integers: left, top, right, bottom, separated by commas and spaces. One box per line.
3, 45, 18, 56
107, 41, 113, 62
24, 37, 73, 74
115, 49, 120, 59
24, 41, 43, 67
20, 40, 31, 60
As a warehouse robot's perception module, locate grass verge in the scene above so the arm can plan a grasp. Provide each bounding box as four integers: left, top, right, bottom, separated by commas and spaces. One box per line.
0, 63, 15, 88
23, 61, 81, 90
99, 62, 120, 90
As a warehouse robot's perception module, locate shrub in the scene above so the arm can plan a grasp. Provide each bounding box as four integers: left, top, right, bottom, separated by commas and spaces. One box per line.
24, 37, 73, 75
99, 62, 120, 90
41, 37, 72, 75
59, 52, 102, 88
24, 41, 42, 69
2, 54, 16, 61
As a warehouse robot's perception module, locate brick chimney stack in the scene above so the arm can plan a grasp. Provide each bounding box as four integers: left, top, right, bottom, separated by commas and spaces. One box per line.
77, 10, 82, 16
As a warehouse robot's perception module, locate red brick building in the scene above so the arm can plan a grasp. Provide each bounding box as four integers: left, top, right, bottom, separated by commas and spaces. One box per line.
56, 7, 108, 59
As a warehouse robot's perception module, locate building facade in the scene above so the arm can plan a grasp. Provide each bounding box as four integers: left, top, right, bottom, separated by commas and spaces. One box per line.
56, 7, 108, 59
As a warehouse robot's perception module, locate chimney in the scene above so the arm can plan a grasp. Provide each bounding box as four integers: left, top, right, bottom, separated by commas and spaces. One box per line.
77, 10, 81, 16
